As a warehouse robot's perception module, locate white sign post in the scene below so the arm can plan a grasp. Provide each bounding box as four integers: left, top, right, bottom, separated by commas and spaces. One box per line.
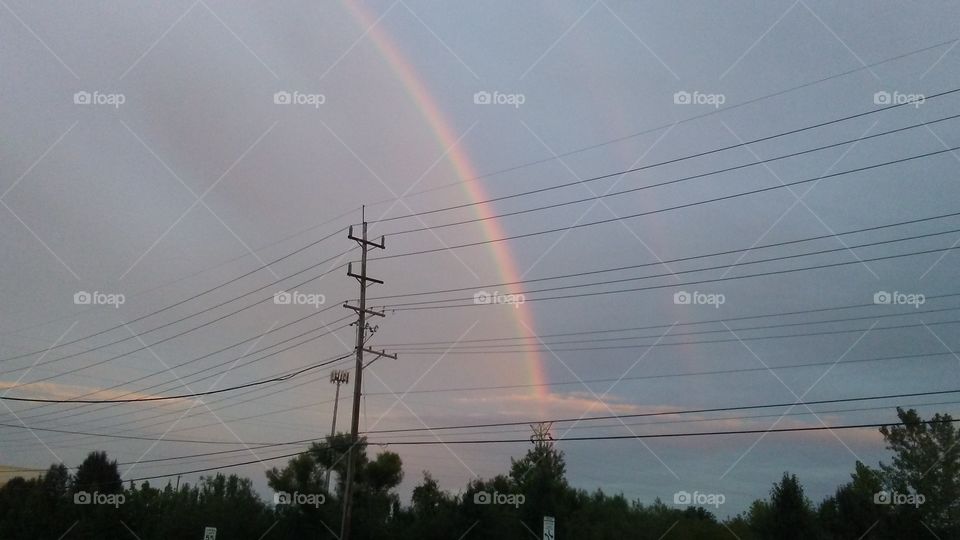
203, 527, 217, 540
543, 516, 555, 540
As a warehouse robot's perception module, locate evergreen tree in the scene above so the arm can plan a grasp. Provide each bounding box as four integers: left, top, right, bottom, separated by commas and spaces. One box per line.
879, 408, 960, 537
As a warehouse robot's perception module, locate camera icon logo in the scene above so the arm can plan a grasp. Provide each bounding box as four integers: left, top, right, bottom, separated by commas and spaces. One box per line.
473, 291, 492, 304
673, 91, 691, 105
474, 91, 492, 105
673, 491, 692, 505
74, 291, 92, 305
274, 492, 291, 504
473, 491, 491, 504
274, 291, 293, 305
274, 91, 292, 105
74, 491, 91, 504
673, 291, 692, 305
873, 291, 892, 305
873, 490, 891, 505
874, 91, 892, 105
74, 91, 92, 105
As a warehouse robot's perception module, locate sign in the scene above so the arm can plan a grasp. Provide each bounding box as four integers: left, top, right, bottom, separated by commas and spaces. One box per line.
543, 516, 555, 540
203, 527, 217, 540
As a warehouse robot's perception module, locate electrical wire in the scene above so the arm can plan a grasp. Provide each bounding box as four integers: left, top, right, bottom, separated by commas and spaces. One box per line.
369, 97, 960, 227
0, 353, 353, 403
1, 233, 353, 364
386, 244, 960, 311
370, 214, 960, 302
363, 36, 960, 207
118, 418, 960, 483
371, 144, 960, 262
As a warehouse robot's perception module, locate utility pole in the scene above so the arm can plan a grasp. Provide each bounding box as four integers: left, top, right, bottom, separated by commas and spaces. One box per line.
325, 369, 349, 493
340, 217, 396, 540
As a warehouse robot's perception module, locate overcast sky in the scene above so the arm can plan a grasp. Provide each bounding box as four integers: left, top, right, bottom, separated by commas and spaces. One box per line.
2, 0, 960, 517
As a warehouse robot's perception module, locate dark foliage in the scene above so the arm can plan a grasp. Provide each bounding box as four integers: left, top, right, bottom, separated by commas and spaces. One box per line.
0, 409, 955, 538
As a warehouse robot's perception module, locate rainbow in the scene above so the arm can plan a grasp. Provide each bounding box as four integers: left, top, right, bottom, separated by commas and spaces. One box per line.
342, 2, 549, 413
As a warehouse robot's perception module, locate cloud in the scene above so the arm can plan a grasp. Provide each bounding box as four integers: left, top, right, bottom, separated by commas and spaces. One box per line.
456, 390, 645, 417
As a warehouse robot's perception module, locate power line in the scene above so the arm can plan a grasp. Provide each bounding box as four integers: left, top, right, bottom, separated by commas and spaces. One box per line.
0, 266, 349, 384
363, 36, 960, 207
395, 318, 960, 355
19, 288, 937, 444
0, 358, 357, 450
369, 94, 960, 227
361, 389, 960, 434
371, 419, 960, 445
381, 400, 960, 440
385, 305, 960, 350
1, 232, 354, 364
384, 291, 960, 346
0, 206, 357, 346
10, 314, 353, 421
371, 144, 960, 262
28, 352, 359, 442
14, 342, 957, 453
370, 213, 960, 302
8, 389, 953, 476
7, 388, 955, 448
41, 249, 940, 430
118, 417, 960, 483
0, 353, 353, 404
386, 244, 960, 311
48, 398, 960, 469
364, 350, 960, 397
383, 295, 960, 346
18, 292, 955, 444
6, 318, 355, 429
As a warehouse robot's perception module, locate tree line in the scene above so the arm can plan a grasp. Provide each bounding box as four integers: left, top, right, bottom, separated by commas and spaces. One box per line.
0, 407, 956, 539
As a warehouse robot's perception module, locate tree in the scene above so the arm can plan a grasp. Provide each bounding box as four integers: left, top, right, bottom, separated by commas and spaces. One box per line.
72, 451, 122, 494
510, 437, 569, 532
879, 407, 960, 537
364, 451, 404, 493
399, 472, 464, 540
411, 472, 444, 516
818, 461, 886, 539
749, 472, 817, 539
69, 452, 128, 539
267, 433, 403, 539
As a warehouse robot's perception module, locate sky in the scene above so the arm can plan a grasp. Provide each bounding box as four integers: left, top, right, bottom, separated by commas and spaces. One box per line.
1, 0, 960, 518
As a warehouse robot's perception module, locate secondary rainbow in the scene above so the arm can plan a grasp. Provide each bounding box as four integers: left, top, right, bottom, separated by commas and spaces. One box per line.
343, 3, 550, 412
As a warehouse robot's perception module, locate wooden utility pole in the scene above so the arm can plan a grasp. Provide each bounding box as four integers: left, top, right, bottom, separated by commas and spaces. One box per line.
339, 218, 395, 540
